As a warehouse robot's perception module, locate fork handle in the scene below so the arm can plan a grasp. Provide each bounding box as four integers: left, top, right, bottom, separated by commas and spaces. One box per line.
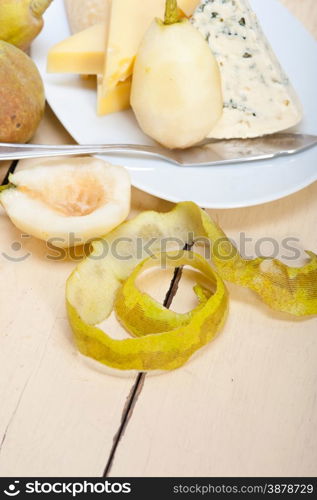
0, 143, 162, 162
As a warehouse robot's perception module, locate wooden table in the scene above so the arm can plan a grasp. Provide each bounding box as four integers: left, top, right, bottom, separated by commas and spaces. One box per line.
0, 0, 316, 478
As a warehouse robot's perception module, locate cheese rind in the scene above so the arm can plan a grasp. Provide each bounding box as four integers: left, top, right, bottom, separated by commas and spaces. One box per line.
192, 0, 302, 138
47, 23, 106, 75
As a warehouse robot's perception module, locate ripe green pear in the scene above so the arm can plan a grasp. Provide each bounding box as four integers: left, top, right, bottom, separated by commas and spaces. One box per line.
0, 41, 45, 143
131, 9, 223, 149
0, 0, 52, 51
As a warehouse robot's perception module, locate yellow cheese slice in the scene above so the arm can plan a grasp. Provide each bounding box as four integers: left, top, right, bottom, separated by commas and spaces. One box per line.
100, 0, 199, 97
47, 23, 106, 75
51, 1, 198, 79
101, 0, 166, 96
97, 76, 132, 115
49, 0, 198, 113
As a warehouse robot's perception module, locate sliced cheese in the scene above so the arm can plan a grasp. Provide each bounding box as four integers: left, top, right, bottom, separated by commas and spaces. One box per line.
192, 0, 302, 138
101, 0, 193, 96
47, 23, 106, 75
64, 0, 111, 33
57, 1, 197, 91
101, 0, 166, 96
97, 77, 131, 115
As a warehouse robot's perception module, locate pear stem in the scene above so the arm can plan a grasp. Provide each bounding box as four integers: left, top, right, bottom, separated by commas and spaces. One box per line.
31, 0, 53, 17
164, 0, 180, 25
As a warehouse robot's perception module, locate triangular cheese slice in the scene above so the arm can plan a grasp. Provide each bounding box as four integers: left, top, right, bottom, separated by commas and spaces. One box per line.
100, 0, 200, 97
100, 0, 166, 97
47, 23, 106, 75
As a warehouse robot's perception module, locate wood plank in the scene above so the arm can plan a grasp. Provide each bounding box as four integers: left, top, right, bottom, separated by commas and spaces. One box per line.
0, 108, 154, 477
110, 181, 317, 477
1, 0, 317, 478
109, 0, 317, 477
0, 103, 173, 476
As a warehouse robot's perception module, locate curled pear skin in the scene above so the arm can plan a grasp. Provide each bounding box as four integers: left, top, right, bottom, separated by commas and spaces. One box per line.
0, 0, 52, 50
131, 0, 223, 149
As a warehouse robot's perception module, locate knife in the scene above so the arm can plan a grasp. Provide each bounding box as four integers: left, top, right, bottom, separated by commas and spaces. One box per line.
0, 133, 316, 167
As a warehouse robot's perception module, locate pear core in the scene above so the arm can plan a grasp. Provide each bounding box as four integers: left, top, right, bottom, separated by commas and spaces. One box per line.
19, 172, 107, 217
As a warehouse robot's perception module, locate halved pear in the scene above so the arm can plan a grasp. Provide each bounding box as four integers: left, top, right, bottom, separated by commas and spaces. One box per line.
0, 157, 131, 247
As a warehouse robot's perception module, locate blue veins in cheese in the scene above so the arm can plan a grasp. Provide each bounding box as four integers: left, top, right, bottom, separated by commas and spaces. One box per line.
191, 0, 302, 139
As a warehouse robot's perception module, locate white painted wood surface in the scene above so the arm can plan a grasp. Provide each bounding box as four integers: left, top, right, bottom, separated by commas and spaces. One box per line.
111, 184, 317, 477
0, 0, 316, 478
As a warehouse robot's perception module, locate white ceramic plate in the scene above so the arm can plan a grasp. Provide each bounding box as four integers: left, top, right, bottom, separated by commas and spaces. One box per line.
31, 0, 317, 208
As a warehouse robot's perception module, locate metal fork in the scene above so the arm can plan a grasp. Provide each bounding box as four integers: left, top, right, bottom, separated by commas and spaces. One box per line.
0, 133, 316, 167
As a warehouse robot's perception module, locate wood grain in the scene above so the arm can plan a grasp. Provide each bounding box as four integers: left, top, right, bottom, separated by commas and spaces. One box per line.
0, 109, 173, 477
0, 0, 316, 478
110, 183, 317, 477
109, 0, 317, 477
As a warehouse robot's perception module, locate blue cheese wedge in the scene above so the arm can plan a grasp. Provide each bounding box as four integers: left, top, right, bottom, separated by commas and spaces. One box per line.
191, 0, 302, 138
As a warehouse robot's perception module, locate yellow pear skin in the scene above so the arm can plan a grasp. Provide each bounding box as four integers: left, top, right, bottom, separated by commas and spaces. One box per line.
0, 41, 45, 143
0, 0, 52, 50
131, 10, 223, 149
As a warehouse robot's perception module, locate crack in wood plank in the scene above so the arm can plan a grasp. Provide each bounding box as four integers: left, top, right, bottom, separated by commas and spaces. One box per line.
0, 372, 33, 455
103, 372, 145, 477
103, 243, 192, 477
0, 323, 56, 457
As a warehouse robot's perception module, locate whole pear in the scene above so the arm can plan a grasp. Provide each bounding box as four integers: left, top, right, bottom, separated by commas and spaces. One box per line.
131, 0, 223, 149
0, 0, 52, 51
0, 41, 45, 143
